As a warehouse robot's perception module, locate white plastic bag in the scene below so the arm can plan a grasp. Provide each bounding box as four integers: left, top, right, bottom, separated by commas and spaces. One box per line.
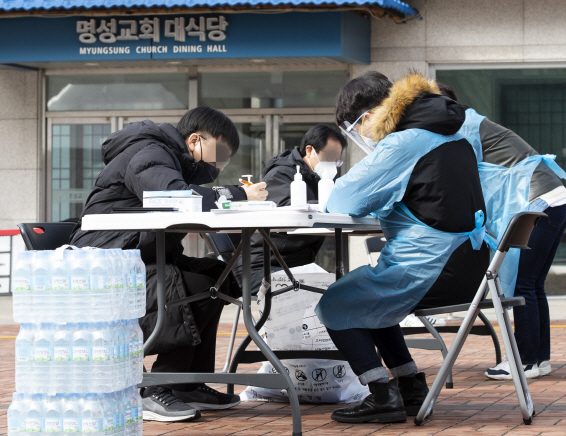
241, 264, 370, 404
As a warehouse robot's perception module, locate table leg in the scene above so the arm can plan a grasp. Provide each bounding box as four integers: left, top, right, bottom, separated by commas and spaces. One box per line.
335, 228, 344, 280
241, 228, 302, 436
143, 229, 166, 353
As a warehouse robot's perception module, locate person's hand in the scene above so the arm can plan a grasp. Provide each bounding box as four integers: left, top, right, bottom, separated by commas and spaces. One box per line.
243, 181, 268, 201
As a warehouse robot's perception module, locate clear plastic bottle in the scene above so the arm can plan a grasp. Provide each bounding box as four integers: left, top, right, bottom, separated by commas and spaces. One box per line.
88, 250, 111, 323
62, 394, 82, 436
135, 389, 142, 436
126, 388, 138, 436
99, 394, 114, 436
92, 322, 114, 393
23, 394, 45, 435
13, 251, 33, 323
70, 250, 90, 323
81, 394, 103, 435
133, 251, 146, 319
72, 323, 92, 394
122, 389, 134, 436
8, 392, 25, 436
133, 321, 144, 384
52, 251, 71, 322
15, 323, 35, 393
31, 251, 53, 323
123, 252, 135, 320
108, 250, 125, 320
33, 323, 54, 394
108, 394, 120, 436
44, 394, 64, 436
118, 321, 129, 390
112, 392, 124, 436
53, 324, 72, 394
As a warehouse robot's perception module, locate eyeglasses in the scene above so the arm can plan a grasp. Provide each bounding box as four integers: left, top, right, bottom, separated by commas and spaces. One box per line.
318, 149, 344, 168
199, 135, 232, 167
340, 109, 377, 155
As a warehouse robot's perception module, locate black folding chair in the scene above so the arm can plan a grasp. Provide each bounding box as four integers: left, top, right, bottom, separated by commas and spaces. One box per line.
415, 211, 546, 426
17, 222, 77, 251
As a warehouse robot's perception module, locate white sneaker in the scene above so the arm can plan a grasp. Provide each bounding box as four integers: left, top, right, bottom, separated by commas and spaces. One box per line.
400, 314, 446, 327
485, 357, 540, 380
538, 361, 551, 376
400, 314, 424, 327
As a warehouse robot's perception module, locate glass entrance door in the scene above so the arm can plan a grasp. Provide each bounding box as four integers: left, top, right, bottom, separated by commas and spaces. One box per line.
48, 119, 111, 222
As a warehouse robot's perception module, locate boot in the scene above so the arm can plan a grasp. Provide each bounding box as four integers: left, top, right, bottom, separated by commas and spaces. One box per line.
331, 378, 407, 423
398, 372, 429, 416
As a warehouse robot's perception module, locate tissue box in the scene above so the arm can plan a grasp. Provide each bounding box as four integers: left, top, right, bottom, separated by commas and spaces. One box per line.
143, 190, 202, 212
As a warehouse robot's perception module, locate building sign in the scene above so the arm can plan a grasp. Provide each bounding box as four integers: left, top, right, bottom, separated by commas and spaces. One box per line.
0, 12, 369, 64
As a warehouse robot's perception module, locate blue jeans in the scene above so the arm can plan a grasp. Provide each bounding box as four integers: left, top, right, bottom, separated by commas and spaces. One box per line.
327, 325, 415, 383
513, 203, 566, 365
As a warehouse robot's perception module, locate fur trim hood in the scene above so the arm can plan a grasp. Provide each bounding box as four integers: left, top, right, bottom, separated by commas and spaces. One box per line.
366, 73, 441, 142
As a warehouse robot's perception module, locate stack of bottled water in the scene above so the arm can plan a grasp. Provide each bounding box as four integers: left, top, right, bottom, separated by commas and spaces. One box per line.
8, 388, 143, 436
16, 321, 143, 394
10, 248, 146, 436
12, 248, 146, 323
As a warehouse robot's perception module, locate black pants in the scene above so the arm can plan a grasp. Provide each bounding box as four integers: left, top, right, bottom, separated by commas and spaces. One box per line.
327, 241, 490, 378
150, 270, 224, 392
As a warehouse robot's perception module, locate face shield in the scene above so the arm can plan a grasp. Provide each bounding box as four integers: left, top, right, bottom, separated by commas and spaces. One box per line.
339, 109, 377, 155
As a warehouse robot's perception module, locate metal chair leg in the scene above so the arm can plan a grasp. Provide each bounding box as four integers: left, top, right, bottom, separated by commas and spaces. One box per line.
221, 305, 241, 373
419, 316, 453, 389
478, 310, 502, 365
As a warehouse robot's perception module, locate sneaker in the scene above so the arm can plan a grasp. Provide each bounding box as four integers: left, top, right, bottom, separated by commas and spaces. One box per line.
485, 357, 540, 380
400, 314, 446, 328
142, 387, 201, 422
538, 361, 552, 376
173, 384, 240, 410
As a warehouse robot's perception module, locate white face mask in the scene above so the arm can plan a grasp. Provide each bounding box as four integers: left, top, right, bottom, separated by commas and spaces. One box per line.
310, 152, 338, 180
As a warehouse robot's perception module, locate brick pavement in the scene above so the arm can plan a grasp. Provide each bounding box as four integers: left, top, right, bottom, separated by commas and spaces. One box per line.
0, 322, 565, 436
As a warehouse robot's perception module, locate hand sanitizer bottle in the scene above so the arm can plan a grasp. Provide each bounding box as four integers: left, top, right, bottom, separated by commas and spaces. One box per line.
290, 165, 307, 207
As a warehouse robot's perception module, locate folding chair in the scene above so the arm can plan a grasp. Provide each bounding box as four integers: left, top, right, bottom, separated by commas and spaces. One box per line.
17, 222, 77, 251
365, 236, 503, 388
415, 211, 546, 426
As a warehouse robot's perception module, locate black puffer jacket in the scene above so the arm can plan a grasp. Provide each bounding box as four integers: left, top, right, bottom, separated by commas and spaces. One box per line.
70, 120, 243, 353
233, 148, 325, 287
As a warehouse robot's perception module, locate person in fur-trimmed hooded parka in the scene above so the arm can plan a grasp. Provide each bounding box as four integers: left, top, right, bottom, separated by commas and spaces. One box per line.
314, 72, 490, 424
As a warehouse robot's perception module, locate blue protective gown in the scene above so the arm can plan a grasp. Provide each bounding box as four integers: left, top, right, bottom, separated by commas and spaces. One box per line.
315, 127, 486, 331
459, 109, 566, 296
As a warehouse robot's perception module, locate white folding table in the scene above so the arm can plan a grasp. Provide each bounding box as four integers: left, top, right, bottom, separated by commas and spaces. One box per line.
82, 210, 381, 436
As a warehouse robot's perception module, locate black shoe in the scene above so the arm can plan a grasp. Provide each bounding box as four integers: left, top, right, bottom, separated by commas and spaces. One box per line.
398, 372, 429, 416
331, 378, 407, 423
173, 384, 241, 410
141, 387, 201, 422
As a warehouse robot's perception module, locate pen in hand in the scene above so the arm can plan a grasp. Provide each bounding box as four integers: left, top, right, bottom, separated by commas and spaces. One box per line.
239, 178, 254, 186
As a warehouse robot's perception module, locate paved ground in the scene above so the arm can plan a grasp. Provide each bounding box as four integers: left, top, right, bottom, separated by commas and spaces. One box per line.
0, 320, 565, 436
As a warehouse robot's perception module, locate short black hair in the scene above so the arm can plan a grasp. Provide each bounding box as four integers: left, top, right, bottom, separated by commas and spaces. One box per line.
437, 82, 458, 101
299, 124, 348, 157
177, 106, 240, 154
335, 71, 393, 127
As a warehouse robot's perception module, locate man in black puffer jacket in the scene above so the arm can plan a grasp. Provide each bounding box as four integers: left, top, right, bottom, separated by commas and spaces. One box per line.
70, 107, 268, 422
233, 124, 347, 292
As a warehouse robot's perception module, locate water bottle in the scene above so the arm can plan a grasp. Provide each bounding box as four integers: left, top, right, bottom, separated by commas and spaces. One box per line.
108, 394, 120, 436
81, 394, 103, 435
123, 252, 135, 320
122, 390, 133, 436
92, 323, 113, 393
99, 394, 114, 436
52, 251, 71, 322
8, 393, 25, 436
70, 250, 90, 323
88, 250, 111, 323
33, 323, 54, 394
133, 321, 144, 384
44, 394, 63, 436
135, 389, 142, 436
31, 251, 53, 323
133, 251, 146, 319
16, 323, 35, 393
113, 392, 124, 436
63, 394, 82, 436
125, 388, 138, 436
118, 322, 129, 390
108, 250, 125, 320
13, 251, 33, 323
72, 323, 91, 394
53, 324, 72, 394
23, 394, 45, 435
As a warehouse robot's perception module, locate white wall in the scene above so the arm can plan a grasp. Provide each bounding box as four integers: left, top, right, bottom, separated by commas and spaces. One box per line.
0, 69, 39, 230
